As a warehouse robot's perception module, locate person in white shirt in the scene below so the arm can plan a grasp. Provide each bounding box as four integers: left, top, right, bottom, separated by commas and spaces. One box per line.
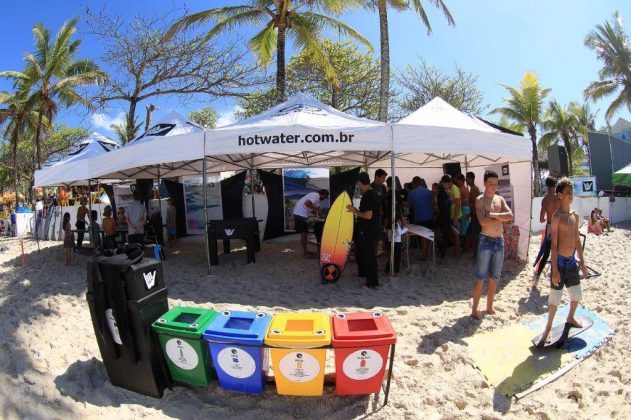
125, 190, 147, 245
293, 189, 329, 258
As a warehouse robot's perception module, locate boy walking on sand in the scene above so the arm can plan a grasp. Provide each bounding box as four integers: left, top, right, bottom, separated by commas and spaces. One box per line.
538, 178, 588, 347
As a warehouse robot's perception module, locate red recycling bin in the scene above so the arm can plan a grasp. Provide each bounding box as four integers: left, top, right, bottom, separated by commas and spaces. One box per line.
331, 311, 396, 395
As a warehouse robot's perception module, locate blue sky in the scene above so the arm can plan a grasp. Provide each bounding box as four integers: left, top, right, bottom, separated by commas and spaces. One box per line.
1, 0, 630, 138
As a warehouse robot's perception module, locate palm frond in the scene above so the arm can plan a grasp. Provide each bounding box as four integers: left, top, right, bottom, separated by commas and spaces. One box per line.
165, 6, 261, 41
297, 12, 373, 52
249, 21, 278, 67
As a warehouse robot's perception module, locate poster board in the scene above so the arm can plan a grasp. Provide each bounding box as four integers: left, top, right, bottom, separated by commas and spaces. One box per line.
183, 175, 223, 234
570, 176, 597, 197
282, 168, 330, 232
485, 162, 514, 211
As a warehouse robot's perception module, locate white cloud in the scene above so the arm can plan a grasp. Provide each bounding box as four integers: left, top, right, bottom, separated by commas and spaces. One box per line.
90, 111, 125, 132
215, 105, 244, 127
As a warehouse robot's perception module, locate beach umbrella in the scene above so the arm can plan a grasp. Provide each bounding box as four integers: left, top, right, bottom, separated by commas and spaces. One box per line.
612, 162, 631, 185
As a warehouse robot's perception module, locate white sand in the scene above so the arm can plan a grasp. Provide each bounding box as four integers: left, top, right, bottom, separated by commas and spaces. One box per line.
0, 223, 630, 419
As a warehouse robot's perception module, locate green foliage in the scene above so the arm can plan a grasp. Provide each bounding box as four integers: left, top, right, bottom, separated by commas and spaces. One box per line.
189, 107, 218, 128
0, 126, 88, 188
167, 1, 371, 102
237, 40, 381, 119
492, 72, 551, 194
397, 59, 485, 115
0, 18, 105, 169
111, 112, 141, 144
584, 11, 631, 121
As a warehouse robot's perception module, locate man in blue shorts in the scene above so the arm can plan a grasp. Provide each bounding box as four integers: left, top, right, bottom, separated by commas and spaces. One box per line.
471, 170, 513, 320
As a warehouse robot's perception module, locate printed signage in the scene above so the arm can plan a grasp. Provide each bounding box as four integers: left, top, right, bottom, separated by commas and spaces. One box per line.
216, 347, 256, 379
165, 338, 199, 370
342, 349, 383, 381
570, 176, 597, 197
143, 270, 157, 290
278, 352, 320, 383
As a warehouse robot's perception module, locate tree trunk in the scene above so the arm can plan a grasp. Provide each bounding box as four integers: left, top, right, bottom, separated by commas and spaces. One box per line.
127, 100, 138, 144
145, 104, 156, 131
378, 0, 389, 122
529, 125, 540, 196
563, 136, 573, 175
276, 25, 287, 103
35, 111, 44, 170
13, 133, 19, 206
332, 85, 339, 109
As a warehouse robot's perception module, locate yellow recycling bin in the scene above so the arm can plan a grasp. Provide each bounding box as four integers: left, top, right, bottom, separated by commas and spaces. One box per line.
264, 312, 331, 396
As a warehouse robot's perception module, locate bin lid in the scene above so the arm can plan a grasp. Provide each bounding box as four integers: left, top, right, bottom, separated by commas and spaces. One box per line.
202, 310, 272, 346
264, 312, 331, 348
152, 306, 218, 339
331, 311, 396, 347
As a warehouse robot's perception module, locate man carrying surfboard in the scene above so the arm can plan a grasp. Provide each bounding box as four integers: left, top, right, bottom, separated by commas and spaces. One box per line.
347, 172, 381, 289
293, 189, 329, 258
537, 177, 588, 348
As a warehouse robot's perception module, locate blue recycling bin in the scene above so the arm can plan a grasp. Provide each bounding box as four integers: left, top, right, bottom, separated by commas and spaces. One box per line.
202, 310, 272, 393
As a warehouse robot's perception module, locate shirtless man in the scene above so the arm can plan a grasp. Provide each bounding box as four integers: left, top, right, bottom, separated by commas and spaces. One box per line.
471, 170, 513, 319
532, 176, 561, 289
538, 178, 588, 347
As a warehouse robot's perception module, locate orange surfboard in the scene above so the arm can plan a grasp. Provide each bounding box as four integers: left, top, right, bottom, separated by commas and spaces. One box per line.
320, 192, 354, 283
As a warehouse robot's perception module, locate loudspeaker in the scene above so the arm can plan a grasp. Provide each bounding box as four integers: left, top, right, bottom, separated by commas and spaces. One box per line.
442, 162, 462, 177
547, 145, 569, 177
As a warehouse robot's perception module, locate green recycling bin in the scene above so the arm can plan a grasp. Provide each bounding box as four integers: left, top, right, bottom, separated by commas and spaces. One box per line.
152, 306, 217, 386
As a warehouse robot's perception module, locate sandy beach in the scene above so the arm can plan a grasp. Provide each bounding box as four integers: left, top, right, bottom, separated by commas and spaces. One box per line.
0, 223, 630, 419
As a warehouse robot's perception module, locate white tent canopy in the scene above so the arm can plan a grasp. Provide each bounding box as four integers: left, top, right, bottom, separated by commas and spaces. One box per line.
34, 132, 120, 187
204, 93, 391, 172
370, 97, 532, 260
91, 111, 205, 179
388, 97, 531, 167
127, 111, 203, 146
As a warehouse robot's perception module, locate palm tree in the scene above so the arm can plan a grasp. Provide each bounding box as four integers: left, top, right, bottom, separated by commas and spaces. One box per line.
540, 100, 579, 175
111, 112, 142, 144
166, 1, 371, 103
0, 18, 106, 169
0, 89, 41, 205
370, 0, 454, 121
492, 72, 551, 195
584, 11, 631, 121
570, 101, 598, 173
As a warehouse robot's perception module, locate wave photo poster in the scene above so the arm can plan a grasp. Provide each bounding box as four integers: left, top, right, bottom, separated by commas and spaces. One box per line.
282, 168, 330, 232
183, 175, 223, 234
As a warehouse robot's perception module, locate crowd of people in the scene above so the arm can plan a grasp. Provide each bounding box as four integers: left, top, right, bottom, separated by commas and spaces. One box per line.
341, 169, 513, 307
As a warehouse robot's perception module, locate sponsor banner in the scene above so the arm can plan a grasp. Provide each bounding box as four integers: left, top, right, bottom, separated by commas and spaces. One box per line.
571, 176, 597, 196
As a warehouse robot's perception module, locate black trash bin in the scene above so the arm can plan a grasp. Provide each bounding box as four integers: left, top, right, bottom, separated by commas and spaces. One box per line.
86, 247, 171, 397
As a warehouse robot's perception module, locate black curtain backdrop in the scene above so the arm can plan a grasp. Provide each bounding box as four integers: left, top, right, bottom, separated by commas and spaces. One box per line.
221, 170, 247, 219
135, 179, 153, 211
102, 184, 116, 216
163, 179, 187, 238
330, 167, 360, 203
259, 170, 287, 240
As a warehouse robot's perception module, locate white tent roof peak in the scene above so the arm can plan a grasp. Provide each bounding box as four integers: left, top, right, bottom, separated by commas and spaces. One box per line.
127, 110, 203, 145
34, 132, 120, 187
398, 97, 498, 132
227, 92, 386, 129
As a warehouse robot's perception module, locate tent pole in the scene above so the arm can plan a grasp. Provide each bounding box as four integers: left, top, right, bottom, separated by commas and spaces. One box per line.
203, 132, 211, 275
390, 126, 396, 277
158, 166, 162, 250
250, 167, 256, 218
88, 179, 95, 259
